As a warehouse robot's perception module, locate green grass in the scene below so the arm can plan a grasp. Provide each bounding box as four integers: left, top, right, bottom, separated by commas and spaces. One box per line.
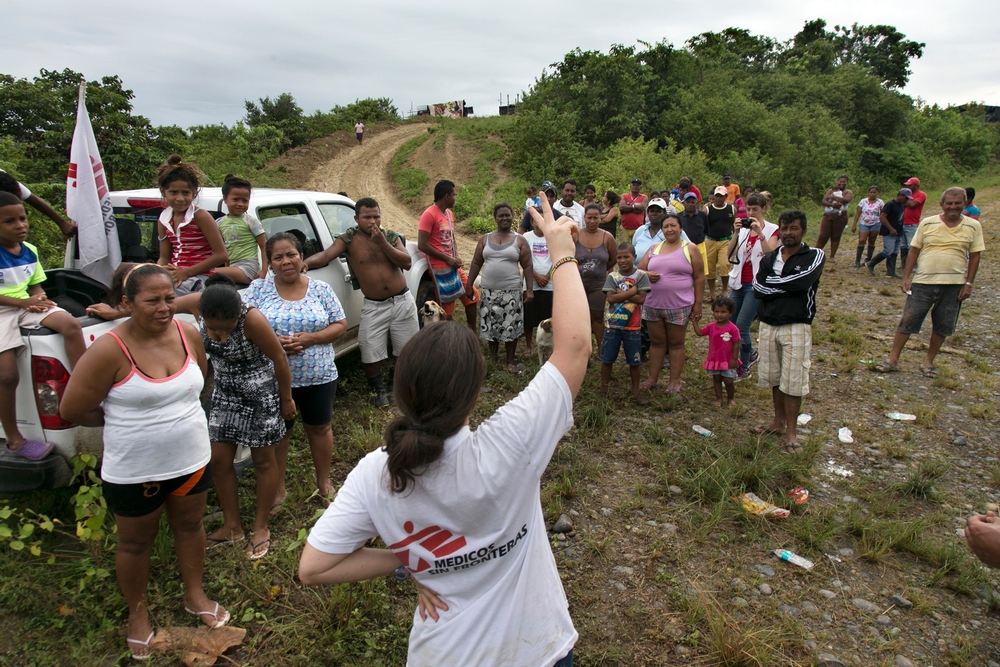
390, 131, 431, 203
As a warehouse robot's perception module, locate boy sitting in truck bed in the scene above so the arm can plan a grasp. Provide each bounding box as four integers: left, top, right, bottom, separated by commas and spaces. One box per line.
0, 192, 85, 460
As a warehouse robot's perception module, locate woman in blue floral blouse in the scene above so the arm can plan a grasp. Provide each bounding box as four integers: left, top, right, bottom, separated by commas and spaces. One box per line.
244, 232, 347, 504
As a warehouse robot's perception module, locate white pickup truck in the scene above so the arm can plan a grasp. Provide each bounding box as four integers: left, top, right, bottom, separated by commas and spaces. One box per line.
0, 188, 439, 493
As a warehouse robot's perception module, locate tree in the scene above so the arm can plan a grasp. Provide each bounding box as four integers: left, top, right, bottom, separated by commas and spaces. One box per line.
0, 68, 157, 188
832, 23, 924, 89
244, 93, 307, 151
686, 28, 782, 72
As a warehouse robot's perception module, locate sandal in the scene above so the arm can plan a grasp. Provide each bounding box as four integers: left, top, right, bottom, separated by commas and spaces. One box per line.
873, 362, 899, 373
640, 380, 657, 391
126, 630, 154, 661
184, 601, 230, 629
920, 366, 938, 378
781, 443, 804, 455
248, 538, 270, 561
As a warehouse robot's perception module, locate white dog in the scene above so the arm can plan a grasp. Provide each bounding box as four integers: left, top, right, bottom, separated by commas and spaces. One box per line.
419, 301, 446, 328
535, 318, 554, 365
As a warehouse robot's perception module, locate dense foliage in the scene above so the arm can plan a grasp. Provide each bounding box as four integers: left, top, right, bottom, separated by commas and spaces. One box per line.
507, 20, 999, 203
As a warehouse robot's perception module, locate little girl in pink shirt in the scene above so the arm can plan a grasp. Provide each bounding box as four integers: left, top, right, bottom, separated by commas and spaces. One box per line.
694, 295, 740, 406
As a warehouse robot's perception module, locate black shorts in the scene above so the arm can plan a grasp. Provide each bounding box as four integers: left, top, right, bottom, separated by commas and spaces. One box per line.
286, 380, 338, 429
896, 283, 963, 338
524, 290, 554, 329
103, 465, 213, 518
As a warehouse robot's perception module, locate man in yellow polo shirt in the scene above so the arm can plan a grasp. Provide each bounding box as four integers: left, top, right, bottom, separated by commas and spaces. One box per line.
876, 187, 984, 376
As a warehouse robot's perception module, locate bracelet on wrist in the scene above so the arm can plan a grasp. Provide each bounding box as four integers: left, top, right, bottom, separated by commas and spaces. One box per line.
549, 256, 579, 276
965, 282, 973, 287
392, 566, 411, 581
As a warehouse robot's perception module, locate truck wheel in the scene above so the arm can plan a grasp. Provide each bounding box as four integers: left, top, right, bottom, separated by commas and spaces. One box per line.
415, 279, 437, 329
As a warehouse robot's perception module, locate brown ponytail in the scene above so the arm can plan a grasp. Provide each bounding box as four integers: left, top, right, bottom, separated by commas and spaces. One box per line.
383, 322, 486, 493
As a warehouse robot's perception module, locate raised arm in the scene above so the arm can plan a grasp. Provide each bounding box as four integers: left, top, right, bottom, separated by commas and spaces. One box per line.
528, 196, 590, 398
26, 194, 75, 237
305, 237, 347, 270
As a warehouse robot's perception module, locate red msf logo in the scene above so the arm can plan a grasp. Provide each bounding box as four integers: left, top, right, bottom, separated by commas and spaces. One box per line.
387, 521, 467, 573
68, 157, 108, 198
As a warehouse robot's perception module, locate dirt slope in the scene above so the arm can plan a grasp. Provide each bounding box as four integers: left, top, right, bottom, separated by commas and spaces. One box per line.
306, 123, 478, 260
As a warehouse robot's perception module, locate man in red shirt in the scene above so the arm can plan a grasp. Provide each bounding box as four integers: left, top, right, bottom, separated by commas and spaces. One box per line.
418, 180, 478, 329
619, 178, 648, 244
900, 177, 926, 266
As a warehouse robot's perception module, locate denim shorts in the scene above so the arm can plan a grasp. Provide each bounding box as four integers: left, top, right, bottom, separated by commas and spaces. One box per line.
600, 328, 642, 366
896, 283, 963, 337
859, 222, 882, 233
707, 368, 737, 379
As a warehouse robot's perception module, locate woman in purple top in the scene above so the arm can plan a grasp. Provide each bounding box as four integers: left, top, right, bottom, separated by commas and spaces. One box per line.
638, 215, 704, 393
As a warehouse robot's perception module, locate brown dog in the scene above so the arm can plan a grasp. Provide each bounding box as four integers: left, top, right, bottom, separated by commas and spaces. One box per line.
419, 301, 446, 328
535, 318, 554, 365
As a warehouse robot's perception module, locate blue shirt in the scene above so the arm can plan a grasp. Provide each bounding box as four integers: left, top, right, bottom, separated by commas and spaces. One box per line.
243, 276, 346, 388
631, 224, 690, 262
0, 241, 45, 300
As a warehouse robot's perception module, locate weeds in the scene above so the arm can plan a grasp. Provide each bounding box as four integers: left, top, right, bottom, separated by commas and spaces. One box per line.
915, 402, 942, 428
897, 459, 950, 499
390, 132, 431, 202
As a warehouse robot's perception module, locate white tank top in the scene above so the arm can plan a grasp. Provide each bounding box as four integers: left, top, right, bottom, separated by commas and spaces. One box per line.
100, 320, 211, 484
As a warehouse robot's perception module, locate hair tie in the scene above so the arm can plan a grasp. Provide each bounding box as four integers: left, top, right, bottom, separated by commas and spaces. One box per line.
407, 424, 426, 432
172, 160, 184, 168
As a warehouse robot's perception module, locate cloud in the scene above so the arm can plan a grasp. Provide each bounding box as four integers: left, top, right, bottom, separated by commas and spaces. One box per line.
5, 0, 999, 128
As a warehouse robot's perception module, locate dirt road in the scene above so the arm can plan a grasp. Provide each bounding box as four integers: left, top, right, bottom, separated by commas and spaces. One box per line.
307, 123, 478, 260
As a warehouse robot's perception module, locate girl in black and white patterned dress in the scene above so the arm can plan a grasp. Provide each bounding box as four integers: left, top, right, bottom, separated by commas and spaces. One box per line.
195, 274, 297, 559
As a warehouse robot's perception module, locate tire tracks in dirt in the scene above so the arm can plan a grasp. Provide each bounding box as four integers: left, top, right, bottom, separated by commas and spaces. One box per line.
307, 123, 478, 260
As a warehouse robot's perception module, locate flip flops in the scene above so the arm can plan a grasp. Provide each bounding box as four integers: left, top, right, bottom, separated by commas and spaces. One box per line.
920, 366, 938, 378
873, 361, 899, 373
126, 630, 154, 661
184, 601, 230, 629
248, 538, 270, 561
5, 440, 54, 460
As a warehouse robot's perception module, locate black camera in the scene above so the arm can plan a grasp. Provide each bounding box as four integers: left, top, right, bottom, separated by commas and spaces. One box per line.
741, 218, 751, 229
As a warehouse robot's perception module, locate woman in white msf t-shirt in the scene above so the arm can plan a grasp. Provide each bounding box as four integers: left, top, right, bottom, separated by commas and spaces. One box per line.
299, 198, 590, 667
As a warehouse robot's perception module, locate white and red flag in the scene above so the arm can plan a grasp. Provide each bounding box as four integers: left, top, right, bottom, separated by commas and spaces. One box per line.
67, 80, 121, 286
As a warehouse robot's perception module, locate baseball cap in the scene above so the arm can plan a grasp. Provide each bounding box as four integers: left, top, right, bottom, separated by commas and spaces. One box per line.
682, 192, 698, 200
631, 177, 642, 184
647, 198, 668, 210
904, 177, 920, 186
723, 173, 732, 179
898, 188, 913, 199
541, 180, 557, 194
713, 186, 728, 196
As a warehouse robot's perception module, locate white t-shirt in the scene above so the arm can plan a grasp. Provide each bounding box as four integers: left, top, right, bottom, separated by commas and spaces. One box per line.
0, 169, 31, 200
553, 200, 586, 228
308, 363, 578, 667
524, 229, 553, 291
355, 123, 365, 133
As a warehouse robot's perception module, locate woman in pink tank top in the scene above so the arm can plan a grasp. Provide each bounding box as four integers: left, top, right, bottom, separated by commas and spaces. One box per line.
638, 214, 705, 393
61, 264, 230, 659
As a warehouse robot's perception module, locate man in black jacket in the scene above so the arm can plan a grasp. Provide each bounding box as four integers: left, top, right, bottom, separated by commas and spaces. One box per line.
752, 210, 825, 452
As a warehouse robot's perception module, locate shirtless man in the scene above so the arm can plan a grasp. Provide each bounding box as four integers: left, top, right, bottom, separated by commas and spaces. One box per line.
307, 197, 418, 406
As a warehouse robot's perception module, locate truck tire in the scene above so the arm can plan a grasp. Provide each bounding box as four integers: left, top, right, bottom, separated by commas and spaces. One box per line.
0, 445, 74, 493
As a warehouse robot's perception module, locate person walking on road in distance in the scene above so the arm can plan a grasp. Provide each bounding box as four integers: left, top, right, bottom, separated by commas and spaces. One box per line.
419, 180, 478, 330
298, 194, 588, 667
816, 174, 853, 260
619, 178, 648, 244
355, 121, 365, 145
752, 210, 825, 452
307, 198, 419, 407
900, 176, 926, 266
704, 187, 737, 300
722, 174, 740, 204
851, 186, 884, 268
867, 188, 909, 278
465, 203, 534, 371
874, 187, 984, 376
553, 180, 586, 227
0, 170, 76, 237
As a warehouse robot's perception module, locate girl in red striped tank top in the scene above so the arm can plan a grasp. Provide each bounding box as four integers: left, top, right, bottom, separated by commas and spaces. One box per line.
155, 155, 228, 295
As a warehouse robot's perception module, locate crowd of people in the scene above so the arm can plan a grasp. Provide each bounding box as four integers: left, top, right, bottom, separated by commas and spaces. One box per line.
0, 153, 991, 663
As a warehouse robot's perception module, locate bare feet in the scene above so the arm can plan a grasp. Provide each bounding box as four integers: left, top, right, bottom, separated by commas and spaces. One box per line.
713, 398, 723, 407
728, 399, 737, 408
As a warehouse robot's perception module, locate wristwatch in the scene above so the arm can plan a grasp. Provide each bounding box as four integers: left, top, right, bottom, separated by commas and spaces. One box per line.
392, 566, 411, 581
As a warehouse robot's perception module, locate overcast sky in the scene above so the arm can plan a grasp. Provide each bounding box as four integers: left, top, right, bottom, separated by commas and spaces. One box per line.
7, 0, 999, 129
